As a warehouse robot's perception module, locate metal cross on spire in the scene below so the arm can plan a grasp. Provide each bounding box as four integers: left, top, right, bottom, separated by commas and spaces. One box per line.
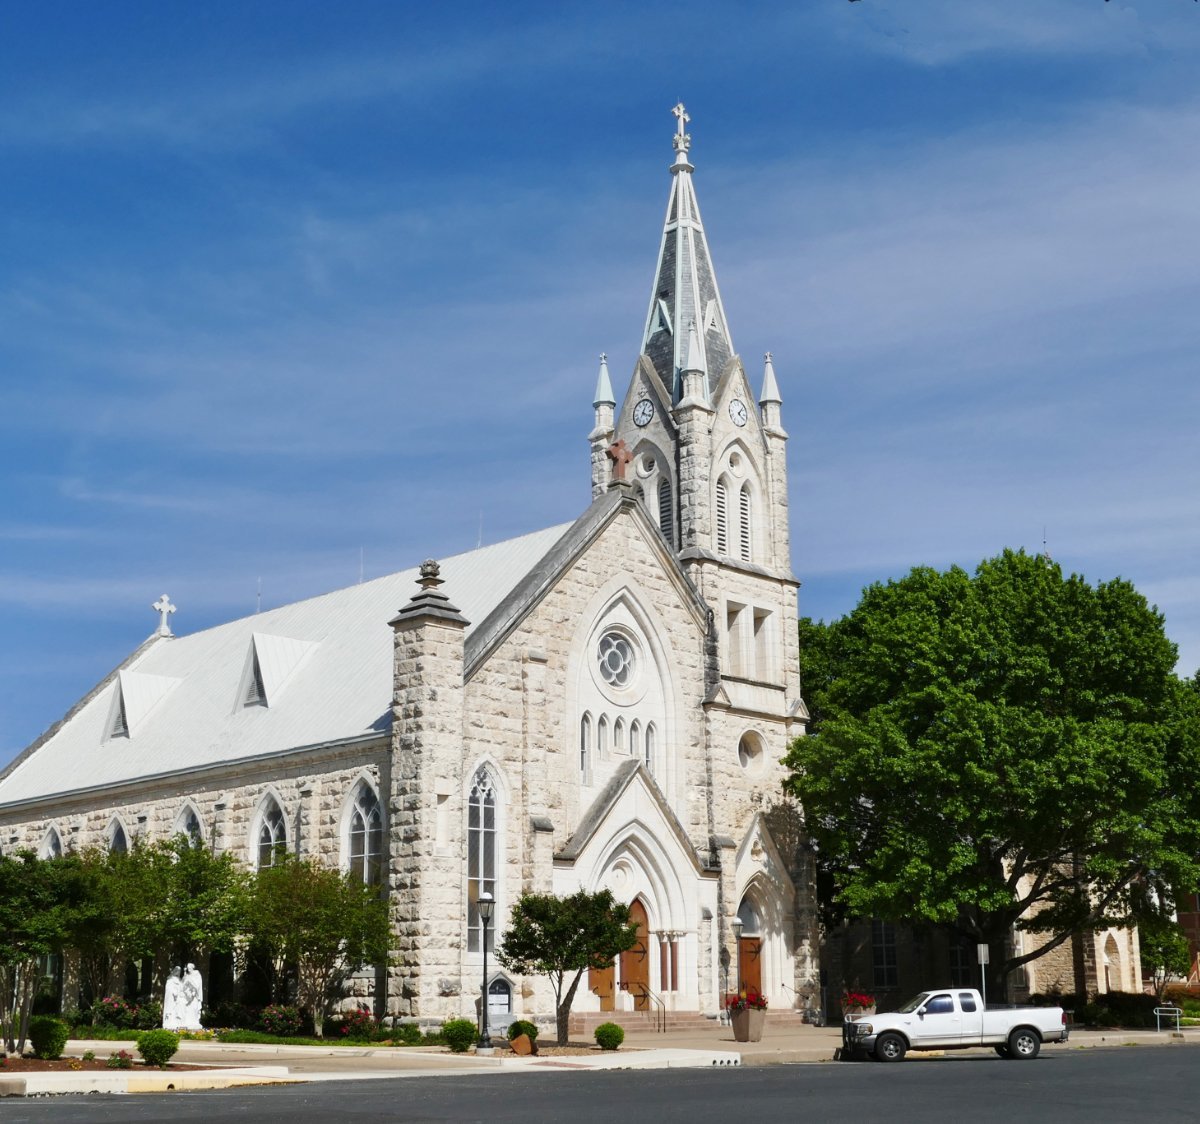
153, 594, 176, 636
671, 101, 692, 159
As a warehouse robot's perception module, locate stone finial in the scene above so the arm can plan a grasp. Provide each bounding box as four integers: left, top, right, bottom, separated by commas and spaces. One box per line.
418, 560, 443, 589
153, 594, 176, 636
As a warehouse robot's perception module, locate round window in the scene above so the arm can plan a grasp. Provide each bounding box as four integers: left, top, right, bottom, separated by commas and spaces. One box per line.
597, 632, 636, 688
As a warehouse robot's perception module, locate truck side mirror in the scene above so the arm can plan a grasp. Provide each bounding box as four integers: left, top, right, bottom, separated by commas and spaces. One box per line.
917, 1007, 926, 1018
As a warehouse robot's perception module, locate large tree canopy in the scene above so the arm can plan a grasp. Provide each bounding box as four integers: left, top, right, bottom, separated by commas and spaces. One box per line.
785, 548, 1200, 994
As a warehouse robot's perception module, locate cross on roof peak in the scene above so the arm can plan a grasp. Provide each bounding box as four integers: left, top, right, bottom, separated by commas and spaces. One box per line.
606, 438, 634, 482
153, 594, 176, 636
671, 102, 691, 157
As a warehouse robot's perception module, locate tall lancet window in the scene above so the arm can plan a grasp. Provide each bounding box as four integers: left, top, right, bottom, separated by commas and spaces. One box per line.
645, 724, 657, 776
467, 768, 498, 954
348, 783, 383, 886
658, 477, 674, 548
715, 480, 729, 556
739, 483, 753, 562
109, 822, 128, 854
256, 797, 286, 869
580, 714, 592, 780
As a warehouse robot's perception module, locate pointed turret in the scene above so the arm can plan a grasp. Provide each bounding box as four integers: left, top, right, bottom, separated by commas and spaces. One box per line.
678, 320, 708, 406
759, 351, 784, 433
640, 104, 735, 402
589, 353, 617, 500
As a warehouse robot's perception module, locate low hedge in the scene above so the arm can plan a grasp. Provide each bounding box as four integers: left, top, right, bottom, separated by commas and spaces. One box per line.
136, 1029, 180, 1067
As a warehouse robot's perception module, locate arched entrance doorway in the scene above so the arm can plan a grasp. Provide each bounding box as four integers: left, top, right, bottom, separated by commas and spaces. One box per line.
737, 899, 763, 995
621, 899, 651, 1010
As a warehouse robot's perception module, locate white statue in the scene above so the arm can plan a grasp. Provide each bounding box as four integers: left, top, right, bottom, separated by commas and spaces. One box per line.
162, 966, 184, 1029
180, 962, 204, 1030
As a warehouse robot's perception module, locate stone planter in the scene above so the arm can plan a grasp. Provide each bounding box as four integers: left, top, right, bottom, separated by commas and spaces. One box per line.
844, 1005, 876, 1020
731, 1008, 766, 1043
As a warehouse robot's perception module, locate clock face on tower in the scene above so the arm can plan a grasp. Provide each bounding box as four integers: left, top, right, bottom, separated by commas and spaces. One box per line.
633, 399, 655, 427
729, 398, 748, 427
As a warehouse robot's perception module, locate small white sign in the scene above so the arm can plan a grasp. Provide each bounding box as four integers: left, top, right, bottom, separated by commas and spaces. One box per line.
977, 943, 990, 965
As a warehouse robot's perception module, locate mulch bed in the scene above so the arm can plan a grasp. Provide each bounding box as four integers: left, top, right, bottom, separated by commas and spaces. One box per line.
0, 1057, 205, 1073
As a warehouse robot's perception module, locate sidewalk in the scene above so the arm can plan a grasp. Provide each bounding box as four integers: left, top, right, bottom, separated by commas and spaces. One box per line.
2, 1023, 1197, 1097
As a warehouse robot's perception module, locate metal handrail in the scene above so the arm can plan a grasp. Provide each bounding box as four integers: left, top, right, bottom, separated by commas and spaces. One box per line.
1154, 1006, 1182, 1033
632, 984, 668, 1033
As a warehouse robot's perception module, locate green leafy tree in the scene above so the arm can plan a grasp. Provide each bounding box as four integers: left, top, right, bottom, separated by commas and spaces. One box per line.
785, 549, 1200, 998
1139, 913, 1193, 1001
157, 835, 250, 967
496, 889, 639, 1045
248, 856, 390, 1037
0, 853, 77, 1053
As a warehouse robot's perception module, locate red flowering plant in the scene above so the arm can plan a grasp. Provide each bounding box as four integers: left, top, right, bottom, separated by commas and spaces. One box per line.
842, 990, 876, 1010
725, 986, 769, 1013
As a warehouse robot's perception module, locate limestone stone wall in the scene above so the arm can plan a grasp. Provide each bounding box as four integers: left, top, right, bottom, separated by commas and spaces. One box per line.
0, 743, 387, 864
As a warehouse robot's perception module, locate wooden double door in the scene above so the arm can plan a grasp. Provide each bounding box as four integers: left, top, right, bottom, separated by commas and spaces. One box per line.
590, 899, 650, 1011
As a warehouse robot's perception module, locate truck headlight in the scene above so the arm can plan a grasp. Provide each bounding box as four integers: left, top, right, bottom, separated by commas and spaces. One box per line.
855, 1022, 872, 1037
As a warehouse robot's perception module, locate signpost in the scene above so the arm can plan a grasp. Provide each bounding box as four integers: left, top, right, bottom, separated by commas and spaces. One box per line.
977, 943, 990, 1008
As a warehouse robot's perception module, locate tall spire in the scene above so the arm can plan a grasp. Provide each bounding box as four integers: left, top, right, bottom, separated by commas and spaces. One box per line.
640, 104, 735, 403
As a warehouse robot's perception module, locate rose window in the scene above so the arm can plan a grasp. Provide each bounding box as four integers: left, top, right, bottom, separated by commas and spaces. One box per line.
597, 632, 635, 688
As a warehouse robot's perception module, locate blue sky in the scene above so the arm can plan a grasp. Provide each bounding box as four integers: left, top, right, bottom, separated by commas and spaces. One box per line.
3, 1, 1199, 767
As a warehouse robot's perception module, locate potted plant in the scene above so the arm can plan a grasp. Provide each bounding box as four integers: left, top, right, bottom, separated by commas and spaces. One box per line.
842, 989, 876, 1018
725, 987, 768, 1042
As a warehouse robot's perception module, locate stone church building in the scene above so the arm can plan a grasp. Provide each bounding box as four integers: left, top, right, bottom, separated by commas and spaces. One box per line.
0, 108, 822, 1024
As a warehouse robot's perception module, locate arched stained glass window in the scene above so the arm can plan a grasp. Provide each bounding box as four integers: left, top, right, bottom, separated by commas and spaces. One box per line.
256, 797, 286, 869
109, 822, 128, 854
178, 807, 203, 846
348, 783, 383, 886
467, 768, 498, 954
41, 828, 63, 859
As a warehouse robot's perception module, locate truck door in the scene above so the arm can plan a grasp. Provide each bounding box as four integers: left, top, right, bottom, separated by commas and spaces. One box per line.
914, 992, 962, 1047
956, 991, 984, 1044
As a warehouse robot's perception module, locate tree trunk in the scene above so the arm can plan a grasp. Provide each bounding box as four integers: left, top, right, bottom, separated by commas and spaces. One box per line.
555, 970, 586, 1046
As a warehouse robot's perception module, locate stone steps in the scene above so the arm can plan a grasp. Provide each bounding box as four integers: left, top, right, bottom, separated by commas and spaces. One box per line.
568, 1008, 811, 1036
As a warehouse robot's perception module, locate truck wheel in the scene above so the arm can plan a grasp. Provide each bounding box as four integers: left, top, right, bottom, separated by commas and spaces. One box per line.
994, 1045, 1010, 1058
1007, 1027, 1041, 1060
875, 1032, 907, 1063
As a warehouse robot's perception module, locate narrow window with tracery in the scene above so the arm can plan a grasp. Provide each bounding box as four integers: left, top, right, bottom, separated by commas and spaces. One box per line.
715, 479, 728, 555
739, 483, 753, 562
256, 798, 286, 869
658, 476, 674, 547
177, 806, 203, 847
348, 783, 383, 886
467, 768, 498, 954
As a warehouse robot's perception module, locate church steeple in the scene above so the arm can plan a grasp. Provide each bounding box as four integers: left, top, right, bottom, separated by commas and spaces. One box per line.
640, 104, 735, 402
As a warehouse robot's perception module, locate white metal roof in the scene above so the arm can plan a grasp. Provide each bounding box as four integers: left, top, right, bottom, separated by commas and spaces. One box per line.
0, 524, 571, 807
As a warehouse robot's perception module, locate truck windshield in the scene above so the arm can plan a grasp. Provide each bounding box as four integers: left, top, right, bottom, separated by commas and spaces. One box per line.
895, 992, 933, 1014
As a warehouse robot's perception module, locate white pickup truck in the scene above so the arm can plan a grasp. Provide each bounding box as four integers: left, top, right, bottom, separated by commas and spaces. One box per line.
843, 988, 1069, 1063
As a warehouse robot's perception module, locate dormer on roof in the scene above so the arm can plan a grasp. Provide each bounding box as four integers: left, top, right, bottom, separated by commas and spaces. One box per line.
104, 670, 182, 741
238, 632, 320, 709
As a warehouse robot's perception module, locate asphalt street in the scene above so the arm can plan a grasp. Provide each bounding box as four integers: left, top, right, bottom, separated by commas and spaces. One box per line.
5, 1045, 1200, 1123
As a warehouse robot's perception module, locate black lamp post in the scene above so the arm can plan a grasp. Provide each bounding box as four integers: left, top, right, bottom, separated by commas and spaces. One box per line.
477, 891, 494, 1054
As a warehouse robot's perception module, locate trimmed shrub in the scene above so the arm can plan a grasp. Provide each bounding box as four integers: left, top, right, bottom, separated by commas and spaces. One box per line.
28, 1016, 70, 1060
441, 1018, 478, 1053
390, 1022, 423, 1046
507, 1019, 539, 1043
259, 1004, 303, 1037
594, 1022, 624, 1051
136, 1029, 181, 1067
